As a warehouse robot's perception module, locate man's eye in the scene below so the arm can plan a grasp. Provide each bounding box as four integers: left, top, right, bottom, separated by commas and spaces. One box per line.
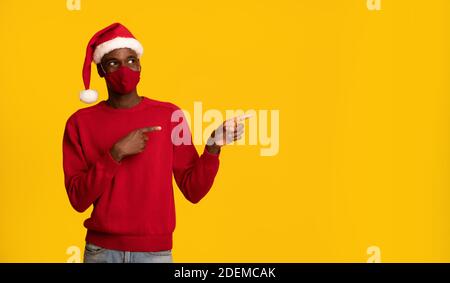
108, 62, 116, 66
128, 58, 135, 64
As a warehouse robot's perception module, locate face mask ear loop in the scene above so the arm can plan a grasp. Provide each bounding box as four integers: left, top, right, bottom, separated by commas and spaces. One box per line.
100, 63, 107, 76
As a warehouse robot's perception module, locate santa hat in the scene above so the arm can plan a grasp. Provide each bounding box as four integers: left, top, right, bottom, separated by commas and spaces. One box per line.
80, 22, 144, 103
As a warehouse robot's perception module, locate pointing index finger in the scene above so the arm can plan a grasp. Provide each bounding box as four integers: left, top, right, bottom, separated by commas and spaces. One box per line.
225, 114, 253, 127
141, 126, 162, 133
225, 114, 253, 126
236, 114, 253, 121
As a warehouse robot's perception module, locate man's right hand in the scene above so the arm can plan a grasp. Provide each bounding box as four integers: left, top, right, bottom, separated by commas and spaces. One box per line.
110, 126, 162, 162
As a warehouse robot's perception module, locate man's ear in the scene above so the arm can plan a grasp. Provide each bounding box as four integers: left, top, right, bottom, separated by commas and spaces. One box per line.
96, 63, 105, 78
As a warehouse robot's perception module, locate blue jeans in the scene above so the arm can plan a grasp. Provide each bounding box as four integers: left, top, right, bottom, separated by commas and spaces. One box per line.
83, 242, 173, 263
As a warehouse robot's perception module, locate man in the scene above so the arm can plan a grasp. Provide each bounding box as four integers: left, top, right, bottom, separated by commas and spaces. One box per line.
62, 23, 249, 263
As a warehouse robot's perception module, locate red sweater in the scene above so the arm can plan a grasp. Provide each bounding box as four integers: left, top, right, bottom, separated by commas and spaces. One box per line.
62, 96, 220, 252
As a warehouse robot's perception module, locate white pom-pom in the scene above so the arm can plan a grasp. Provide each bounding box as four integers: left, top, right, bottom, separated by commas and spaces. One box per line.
80, 89, 98, 104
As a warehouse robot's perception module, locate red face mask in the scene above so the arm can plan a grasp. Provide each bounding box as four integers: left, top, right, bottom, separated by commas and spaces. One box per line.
105, 66, 141, 95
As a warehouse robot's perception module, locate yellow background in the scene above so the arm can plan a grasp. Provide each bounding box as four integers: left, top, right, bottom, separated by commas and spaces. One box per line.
0, 0, 449, 262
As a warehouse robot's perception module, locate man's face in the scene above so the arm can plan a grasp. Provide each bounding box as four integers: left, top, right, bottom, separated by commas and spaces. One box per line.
97, 48, 140, 77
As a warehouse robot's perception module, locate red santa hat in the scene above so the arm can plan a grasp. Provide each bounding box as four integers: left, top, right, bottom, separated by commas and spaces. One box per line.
80, 22, 144, 103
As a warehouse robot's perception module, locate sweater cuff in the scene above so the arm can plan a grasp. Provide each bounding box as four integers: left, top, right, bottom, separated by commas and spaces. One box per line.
202, 146, 221, 159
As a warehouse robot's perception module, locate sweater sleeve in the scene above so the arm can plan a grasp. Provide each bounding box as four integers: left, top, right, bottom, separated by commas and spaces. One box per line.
172, 111, 220, 204
62, 115, 121, 212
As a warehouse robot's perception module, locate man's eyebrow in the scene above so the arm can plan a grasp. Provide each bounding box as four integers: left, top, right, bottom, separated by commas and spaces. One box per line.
102, 55, 136, 63
102, 57, 118, 63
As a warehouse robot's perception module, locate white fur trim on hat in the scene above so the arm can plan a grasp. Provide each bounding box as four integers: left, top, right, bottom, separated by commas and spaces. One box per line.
80, 89, 99, 104
93, 37, 144, 64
